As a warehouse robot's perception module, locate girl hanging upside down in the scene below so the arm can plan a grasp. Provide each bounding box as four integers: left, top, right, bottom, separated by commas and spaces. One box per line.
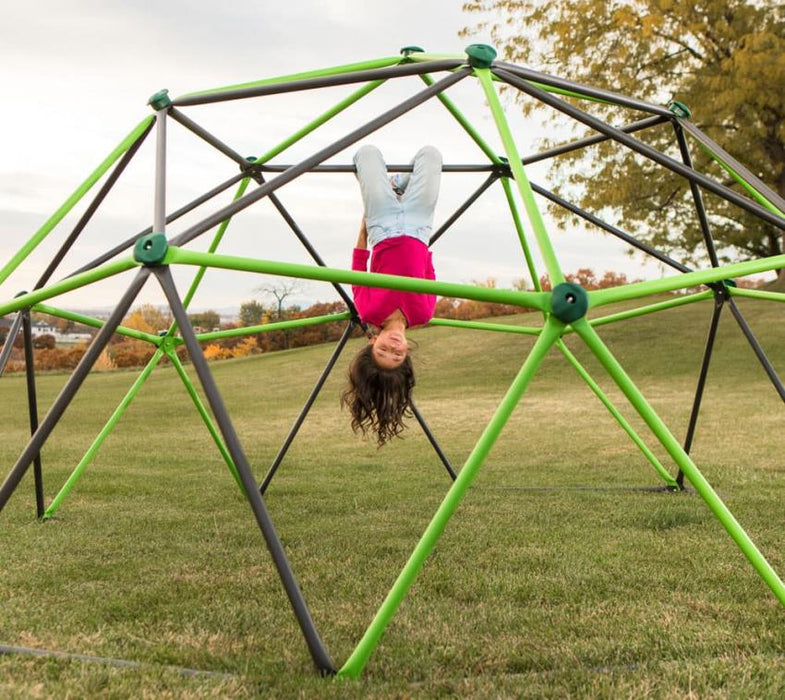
341, 144, 442, 446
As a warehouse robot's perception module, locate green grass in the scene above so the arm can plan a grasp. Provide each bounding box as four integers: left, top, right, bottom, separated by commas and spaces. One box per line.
1, 294, 785, 697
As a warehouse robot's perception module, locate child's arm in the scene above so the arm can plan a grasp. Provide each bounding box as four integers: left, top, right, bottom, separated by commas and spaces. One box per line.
355, 218, 368, 250
351, 219, 370, 315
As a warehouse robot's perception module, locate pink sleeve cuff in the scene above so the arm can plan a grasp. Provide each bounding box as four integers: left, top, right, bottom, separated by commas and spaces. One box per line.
352, 247, 370, 271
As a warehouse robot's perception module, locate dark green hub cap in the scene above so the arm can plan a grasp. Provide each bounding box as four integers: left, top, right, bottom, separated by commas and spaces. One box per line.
551, 282, 588, 324
148, 89, 172, 111
134, 233, 168, 266
667, 100, 691, 119
465, 44, 497, 68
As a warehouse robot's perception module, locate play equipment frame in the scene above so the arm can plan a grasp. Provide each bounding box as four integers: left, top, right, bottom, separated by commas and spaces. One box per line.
1, 45, 785, 678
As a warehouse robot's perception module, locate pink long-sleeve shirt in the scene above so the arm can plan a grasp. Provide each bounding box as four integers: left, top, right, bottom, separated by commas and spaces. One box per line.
351, 236, 436, 328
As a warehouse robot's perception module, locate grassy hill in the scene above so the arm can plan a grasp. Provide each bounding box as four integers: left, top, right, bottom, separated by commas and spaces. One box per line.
1, 294, 784, 696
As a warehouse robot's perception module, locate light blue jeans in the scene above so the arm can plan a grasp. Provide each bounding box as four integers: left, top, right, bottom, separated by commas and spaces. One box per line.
353, 145, 442, 248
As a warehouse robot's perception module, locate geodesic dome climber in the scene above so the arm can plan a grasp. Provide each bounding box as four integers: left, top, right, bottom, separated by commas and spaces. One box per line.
2, 44, 785, 678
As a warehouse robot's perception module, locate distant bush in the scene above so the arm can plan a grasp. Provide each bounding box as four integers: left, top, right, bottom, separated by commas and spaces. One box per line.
33, 334, 56, 350
2, 269, 682, 372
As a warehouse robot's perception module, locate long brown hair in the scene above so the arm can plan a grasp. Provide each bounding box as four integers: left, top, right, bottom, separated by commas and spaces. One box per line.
341, 343, 415, 446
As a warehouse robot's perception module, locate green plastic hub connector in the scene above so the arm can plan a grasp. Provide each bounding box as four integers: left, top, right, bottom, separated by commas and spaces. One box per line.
400, 46, 424, 57
465, 44, 497, 68
668, 100, 692, 119
159, 334, 178, 353
134, 232, 168, 266
148, 89, 172, 111
551, 282, 588, 324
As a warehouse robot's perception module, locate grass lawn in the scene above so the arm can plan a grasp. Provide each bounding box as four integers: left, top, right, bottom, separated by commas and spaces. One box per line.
1, 294, 784, 697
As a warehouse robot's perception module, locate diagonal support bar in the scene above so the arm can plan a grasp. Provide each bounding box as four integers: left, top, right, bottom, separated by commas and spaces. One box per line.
259, 321, 356, 495
495, 61, 674, 117
34, 120, 154, 290
338, 317, 564, 679
0, 117, 155, 288
166, 347, 245, 496
556, 340, 676, 488
727, 297, 785, 402
264, 184, 358, 315
153, 266, 334, 674
44, 347, 166, 519
429, 173, 498, 247
66, 172, 246, 279
492, 67, 785, 234
174, 59, 464, 106
676, 292, 725, 488
169, 107, 249, 168
409, 400, 456, 481
0, 269, 151, 513
679, 119, 785, 215
530, 181, 692, 274
573, 318, 785, 608
476, 69, 565, 286
0, 312, 24, 377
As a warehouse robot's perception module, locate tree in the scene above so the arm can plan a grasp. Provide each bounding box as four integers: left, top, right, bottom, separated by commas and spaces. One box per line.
256, 280, 301, 320
188, 309, 221, 330
462, 1, 785, 281
239, 300, 266, 327
123, 304, 171, 333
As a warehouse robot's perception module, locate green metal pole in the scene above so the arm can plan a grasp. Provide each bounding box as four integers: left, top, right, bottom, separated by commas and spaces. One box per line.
556, 340, 677, 488
166, 347, 246, 496
501, 177, 542, 292
0, 257, 139, 317
33, 303, 163, 345
729, 287, 785, 304
338, 317, 564, 679
406, 53, 464, 63
429, 317, 542, 336
526, 81, 613, 105
252, 81, 385, 165
164, 247, 548, 312
43, 348, 165, 519
162, 177, 253, 342
476, 69, 565, 286
418, 73, 501, 163
0, 117, 154, 287
590, 254, 785, 308
180, 178, 253, 311
196, 311, 351, 343
583, 291, 714, 330
177, 56, 402, 101
699, 148, 785, 220
573, 318, 785, 606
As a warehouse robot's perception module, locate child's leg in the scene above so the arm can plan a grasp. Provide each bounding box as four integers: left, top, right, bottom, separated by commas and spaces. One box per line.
401, 145, 442, 244
353, 145, 400, 247
401, 145, 442, 209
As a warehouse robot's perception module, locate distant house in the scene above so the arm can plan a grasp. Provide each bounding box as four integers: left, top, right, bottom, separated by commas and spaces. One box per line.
31, 320, 57, 336
30, 319, 93, 345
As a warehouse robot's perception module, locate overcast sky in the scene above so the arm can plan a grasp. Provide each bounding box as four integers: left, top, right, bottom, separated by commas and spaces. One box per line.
0, 1, 667, 315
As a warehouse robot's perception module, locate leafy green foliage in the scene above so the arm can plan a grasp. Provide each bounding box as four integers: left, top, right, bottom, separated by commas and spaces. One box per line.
462, 1, 785, 269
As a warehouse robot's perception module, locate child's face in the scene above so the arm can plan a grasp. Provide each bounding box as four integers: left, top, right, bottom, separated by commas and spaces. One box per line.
369, 328, 408, 370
